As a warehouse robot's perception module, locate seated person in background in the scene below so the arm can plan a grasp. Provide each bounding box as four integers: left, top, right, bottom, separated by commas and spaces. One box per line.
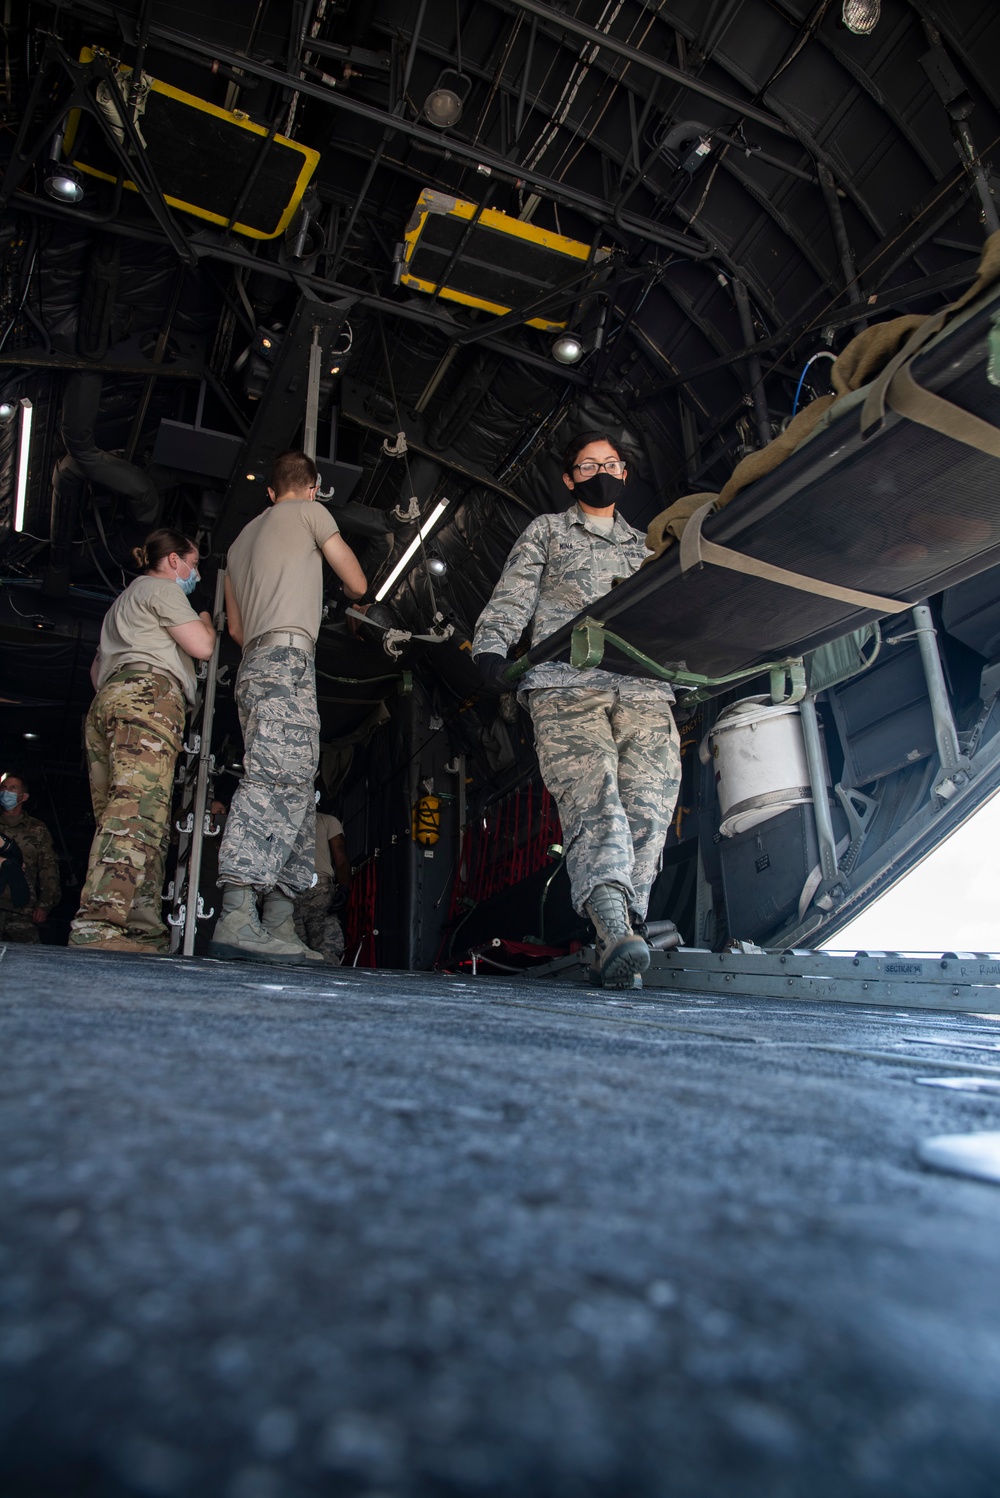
293, 810, 351, 965
0, 831, 31, 916
0, 771, 61, 944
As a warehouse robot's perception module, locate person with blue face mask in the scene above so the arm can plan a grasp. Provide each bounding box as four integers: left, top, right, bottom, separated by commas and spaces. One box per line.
69, 528, 217, 954
0, 771, 60, 942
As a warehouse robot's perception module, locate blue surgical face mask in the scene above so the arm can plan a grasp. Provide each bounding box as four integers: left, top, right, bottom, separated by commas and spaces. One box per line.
1, 789, 18, 811
176, 561, 200, 596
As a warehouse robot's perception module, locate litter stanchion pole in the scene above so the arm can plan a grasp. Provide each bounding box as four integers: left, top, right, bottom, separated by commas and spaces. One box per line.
182, 568, 225, 956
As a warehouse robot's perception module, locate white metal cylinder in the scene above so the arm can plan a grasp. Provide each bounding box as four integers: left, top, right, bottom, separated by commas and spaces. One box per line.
707, 695, 818, 838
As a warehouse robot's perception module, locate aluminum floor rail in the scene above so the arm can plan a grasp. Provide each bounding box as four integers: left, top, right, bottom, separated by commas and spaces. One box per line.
526, 945, 1000, 1015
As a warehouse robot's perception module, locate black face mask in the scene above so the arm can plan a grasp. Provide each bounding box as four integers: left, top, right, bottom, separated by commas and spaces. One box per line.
575, 471, 624, 508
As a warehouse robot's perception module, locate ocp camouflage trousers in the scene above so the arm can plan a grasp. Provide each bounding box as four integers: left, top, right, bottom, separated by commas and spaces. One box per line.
218, 643, 319, 896
70, 670, 184, 947
293, 873, 345, 964
0, 909, 39, 944
529, 684, 681, 917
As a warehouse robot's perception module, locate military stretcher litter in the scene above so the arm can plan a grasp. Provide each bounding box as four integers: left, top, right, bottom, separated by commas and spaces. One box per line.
506, 243, 1000, 708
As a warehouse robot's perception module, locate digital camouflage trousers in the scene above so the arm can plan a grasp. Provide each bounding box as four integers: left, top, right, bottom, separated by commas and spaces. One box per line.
70, 670, 184, 948
529, 684, 681, 917
293, 873, 345, 964
218, 643, 319, 896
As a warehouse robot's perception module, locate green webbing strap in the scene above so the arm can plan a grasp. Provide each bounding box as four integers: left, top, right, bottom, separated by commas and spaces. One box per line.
504, 617, 807, 705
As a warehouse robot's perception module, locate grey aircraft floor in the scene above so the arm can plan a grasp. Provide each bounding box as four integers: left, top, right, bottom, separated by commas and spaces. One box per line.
3, 945, 1000, 1498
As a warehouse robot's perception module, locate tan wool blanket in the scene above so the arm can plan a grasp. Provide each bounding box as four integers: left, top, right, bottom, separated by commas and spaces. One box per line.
646, 230, 1000, 558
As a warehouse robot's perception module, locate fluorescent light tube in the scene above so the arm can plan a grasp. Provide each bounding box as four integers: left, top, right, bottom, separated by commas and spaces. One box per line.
14, 398, 32, 533
374, 497, 449, 602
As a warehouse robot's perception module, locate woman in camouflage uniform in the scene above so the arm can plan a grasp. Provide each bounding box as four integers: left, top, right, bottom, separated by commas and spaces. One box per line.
472, 433, 681, 990
69, 529, 216, 954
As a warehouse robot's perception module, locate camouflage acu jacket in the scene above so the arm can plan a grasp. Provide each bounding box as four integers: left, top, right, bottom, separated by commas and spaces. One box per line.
472, 503, 674, 697
0, 812, 60, 913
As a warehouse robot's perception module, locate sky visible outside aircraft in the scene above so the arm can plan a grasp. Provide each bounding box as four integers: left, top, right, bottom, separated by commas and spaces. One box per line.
824, 790, 1000, 954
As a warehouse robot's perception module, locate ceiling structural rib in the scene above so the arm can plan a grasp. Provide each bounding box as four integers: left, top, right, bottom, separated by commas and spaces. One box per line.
732, 277, 770, 449
740, 93, 885, 245
0, 40, 196, 265
32, 0, 826, 357
754, 0, 944, 181
635, 254, 984, 406
503, 0, 796, 138
59, 0, 712, 257
818, 163, 867, 335
918, 18, 1000, 237
440, 23, 826, 332
0, 5, 993, 518
1, 194, 595, 390
668, 1, 962, 253
807, 25, 943, 180
694, 0, 745, 67
450, 258, 612, 348
909, 0, 1000, 116
366, 16, 652, 175
426, 191, 497, 311
484, 0, 982, 324
713, 153, 829, 285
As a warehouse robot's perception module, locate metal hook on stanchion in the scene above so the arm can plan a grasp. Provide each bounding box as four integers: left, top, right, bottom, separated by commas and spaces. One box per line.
178, 569, 227, 956
391, 495, 420, 522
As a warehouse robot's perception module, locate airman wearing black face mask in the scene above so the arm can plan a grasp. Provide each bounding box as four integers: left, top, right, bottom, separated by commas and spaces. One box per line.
472, 431, 681, 989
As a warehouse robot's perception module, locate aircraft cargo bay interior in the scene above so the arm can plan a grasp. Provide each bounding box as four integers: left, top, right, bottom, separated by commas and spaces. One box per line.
2, 3, 1000, 1495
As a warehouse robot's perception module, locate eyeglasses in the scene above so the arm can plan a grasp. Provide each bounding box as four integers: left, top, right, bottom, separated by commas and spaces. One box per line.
573, 459, 625, 478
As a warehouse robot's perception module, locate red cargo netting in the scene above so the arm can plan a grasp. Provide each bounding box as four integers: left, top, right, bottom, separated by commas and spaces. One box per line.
344, 853, 378, 968
447, 783, 562, 919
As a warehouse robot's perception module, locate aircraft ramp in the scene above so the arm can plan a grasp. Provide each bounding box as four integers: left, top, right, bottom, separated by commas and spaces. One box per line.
3, 943, 1000, 1496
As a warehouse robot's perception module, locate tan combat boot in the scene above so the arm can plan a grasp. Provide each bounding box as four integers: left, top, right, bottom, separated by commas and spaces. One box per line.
209, 886, 317, 965
260, 890, 323, 963
584, 882, 651, 989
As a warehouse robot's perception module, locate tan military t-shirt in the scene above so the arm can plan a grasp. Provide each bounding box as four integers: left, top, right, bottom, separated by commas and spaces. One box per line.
97, 575, 200, 704
226, 500, 339, 647
314, 811, 345, 877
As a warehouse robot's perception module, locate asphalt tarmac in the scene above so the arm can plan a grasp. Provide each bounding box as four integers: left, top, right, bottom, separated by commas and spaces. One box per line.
3, 943, 1000, 1497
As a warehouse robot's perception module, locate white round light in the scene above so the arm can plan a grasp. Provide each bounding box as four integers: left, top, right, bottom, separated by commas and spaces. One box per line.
423, 88, 463, 128
552, 332, 584, 365
842, 0, 880, 34
44, 166, 85, 204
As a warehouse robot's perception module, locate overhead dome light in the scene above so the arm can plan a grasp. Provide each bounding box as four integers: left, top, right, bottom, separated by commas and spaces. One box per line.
44, 163, 85, 204
426, 555, 447, 577
841, 0, 880, 34
552, 331, 585, 366
0, 400, 16, 423
422, 69, 471, 129
424, 87, 463, 127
